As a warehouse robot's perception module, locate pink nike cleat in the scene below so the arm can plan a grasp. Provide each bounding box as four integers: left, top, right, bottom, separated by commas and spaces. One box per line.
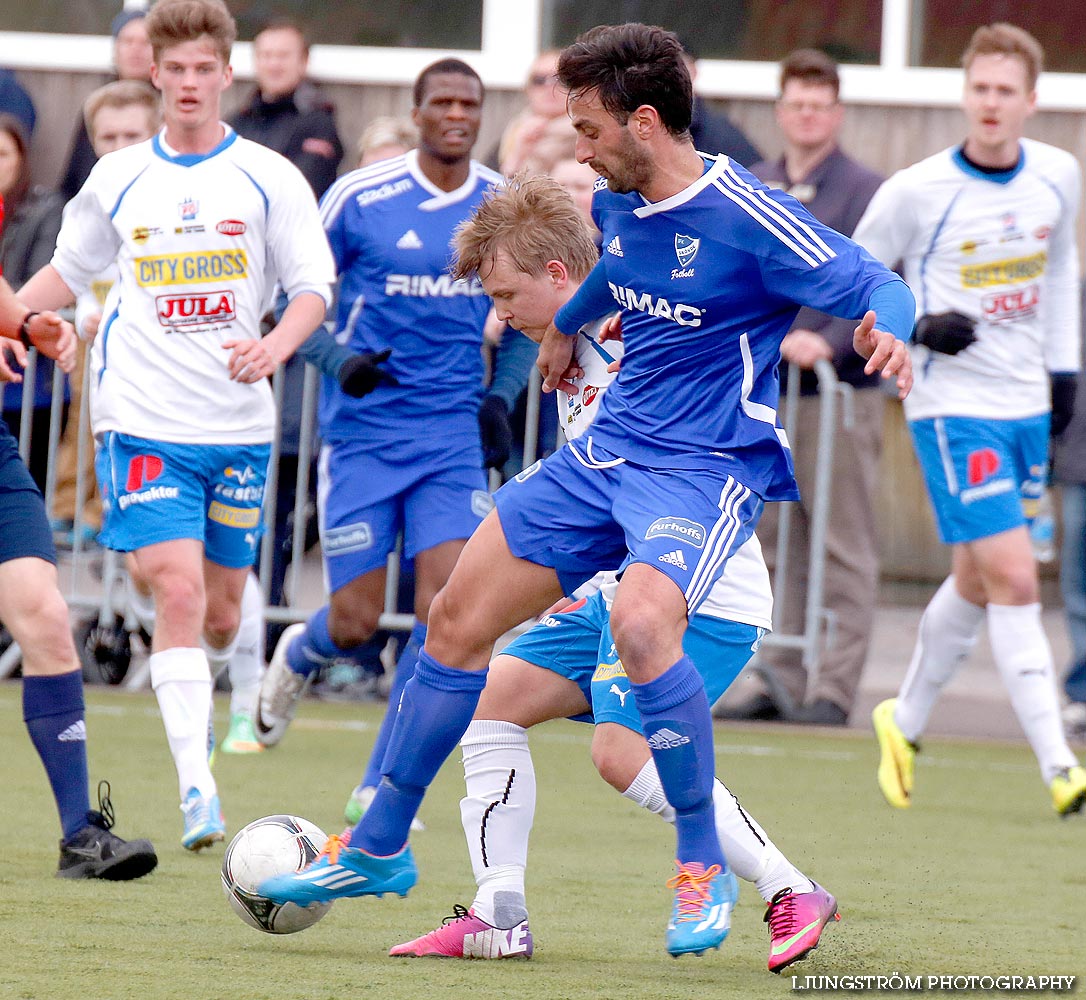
765, 883, 840, 974
389, 904, 533, 960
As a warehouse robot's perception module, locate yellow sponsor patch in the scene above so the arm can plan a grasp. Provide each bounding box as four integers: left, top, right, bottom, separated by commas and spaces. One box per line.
208, 501, 260, 528
592, 661, 627, 682
134, 250, 248, 287
960, 251, 1046, 288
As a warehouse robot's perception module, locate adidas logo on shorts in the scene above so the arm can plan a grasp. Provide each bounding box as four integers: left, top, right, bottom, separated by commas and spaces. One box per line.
606, 235, 624, 257
658, 549, 687, 570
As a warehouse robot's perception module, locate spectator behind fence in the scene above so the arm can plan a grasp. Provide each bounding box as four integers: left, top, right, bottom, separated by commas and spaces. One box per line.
52, 81, 162, 549
0, 113, 64, 490
488, 50, 569, 175
680, 39, 762, 166
228, 18, 343, 199
1051, 282, 1086, 739
718, 49, 884, 727
0, 69, 36, 137
59, 9, 153, 203
853, 23, 1086, 816
355, 115, 416, 168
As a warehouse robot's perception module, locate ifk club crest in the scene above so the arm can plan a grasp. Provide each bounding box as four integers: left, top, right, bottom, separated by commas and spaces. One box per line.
675, 233, 700, 268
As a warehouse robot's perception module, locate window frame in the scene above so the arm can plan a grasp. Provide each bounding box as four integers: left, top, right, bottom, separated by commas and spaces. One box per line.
3, 0, 1086, 107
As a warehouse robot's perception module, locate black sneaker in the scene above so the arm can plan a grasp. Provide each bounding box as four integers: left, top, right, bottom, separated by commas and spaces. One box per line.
56, 781, 158, 881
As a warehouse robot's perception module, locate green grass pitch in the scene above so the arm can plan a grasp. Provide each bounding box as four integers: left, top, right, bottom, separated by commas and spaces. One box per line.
0, 686, 1080, 1000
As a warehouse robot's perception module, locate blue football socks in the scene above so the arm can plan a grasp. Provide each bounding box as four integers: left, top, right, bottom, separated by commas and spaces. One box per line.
23, 670, 91, 840
360, 621, 426, 789
632, 655, 726, 869
350, 648, 486, 856
286, 606, 362, 677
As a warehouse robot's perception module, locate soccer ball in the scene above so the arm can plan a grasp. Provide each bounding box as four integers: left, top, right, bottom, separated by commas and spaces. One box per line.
220, 814, 332, 934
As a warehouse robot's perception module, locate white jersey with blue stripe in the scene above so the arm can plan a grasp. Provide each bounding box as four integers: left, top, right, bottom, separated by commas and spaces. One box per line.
853, 139, 1081, 421
585, 154, 901, 501
51, 126, 335, 445
318, 150, 503, 446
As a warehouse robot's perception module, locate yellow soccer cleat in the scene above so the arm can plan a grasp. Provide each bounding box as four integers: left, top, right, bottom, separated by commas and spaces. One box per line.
872, 699, 917, 809
1050, 765, 1086, 817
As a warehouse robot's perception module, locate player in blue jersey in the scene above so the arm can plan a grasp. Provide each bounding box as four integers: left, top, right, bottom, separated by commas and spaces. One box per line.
260, 24, 914, 959
255, 60, 526, 824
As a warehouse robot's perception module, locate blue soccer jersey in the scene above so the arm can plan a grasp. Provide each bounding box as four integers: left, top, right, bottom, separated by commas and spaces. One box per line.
317, 150, 502, 451
555, 155, 911, 500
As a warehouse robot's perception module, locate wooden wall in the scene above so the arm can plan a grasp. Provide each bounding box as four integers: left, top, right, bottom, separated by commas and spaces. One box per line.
11, 69, 1080, 584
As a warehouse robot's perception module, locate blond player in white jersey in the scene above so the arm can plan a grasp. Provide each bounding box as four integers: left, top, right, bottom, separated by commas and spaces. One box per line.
16, 0, 335, 850
386, 175, 840, 975
852, 22, 1086, 816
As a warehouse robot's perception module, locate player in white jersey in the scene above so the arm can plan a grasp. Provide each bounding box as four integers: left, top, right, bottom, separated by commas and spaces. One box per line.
388, 176, 839, 973
16, 0, 336, 850
852, 23, 1086, 816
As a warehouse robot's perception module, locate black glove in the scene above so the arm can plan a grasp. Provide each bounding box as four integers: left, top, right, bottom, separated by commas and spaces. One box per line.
478, 393, 513, 471
913, 311, 977, 355
338, 348, 398, 398
1050, 371, 1077, 437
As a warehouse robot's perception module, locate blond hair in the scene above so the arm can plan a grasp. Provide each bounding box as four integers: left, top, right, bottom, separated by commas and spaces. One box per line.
146, 0, 236, 65
355, 116, 417, 164
453, 174, 599, 283
962, 23, 1043, 90
83, 80, 162, 134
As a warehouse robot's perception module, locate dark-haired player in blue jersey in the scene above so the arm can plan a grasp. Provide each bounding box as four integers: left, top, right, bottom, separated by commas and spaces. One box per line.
260, 24, 914, 959
255, 59, 529, 824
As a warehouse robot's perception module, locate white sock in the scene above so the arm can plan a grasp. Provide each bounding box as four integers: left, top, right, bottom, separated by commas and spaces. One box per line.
201, 631, 239, 683
227, 573, 265, 718
459, 720, 534, 929
150, 647, 216, 800
623, 761, 813, 901
126, 575, 156, 635
896, 576, 984, 742
988, 603, 1079, 782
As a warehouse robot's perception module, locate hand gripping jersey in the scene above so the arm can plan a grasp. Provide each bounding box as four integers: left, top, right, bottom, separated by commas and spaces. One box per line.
581, 155, 903, 501
317, 150, 503, 448
565, 319, 772, 630
51, 127, 335, 445
853, 139, 1081, 421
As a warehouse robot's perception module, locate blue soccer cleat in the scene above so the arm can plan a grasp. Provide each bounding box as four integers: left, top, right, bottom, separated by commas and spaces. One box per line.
259, 832, 417, 905
180, 787, 226, 852
665, 861, 738, 957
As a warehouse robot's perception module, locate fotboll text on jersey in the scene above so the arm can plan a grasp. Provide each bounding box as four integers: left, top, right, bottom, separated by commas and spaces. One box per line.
606, 282, 704, 327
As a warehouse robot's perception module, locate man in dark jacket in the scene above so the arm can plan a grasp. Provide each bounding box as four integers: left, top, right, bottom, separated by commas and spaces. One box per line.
228, 19, 343, 199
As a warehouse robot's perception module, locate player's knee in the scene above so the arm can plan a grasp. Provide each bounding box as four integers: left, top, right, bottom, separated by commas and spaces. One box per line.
426, 587, 491, 661
11, 587, 77, 669
203, 603, 241, 647
152, 571, 204, 630
590, 742, 630, 792
327, 600, 380, 649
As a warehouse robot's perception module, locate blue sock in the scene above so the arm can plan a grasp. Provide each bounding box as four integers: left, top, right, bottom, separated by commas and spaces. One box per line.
23, 671, 91, 840
360, 621, 426, 789
286, 606, 363, 677
350, 648, 486, 856
631, 655, 725, 869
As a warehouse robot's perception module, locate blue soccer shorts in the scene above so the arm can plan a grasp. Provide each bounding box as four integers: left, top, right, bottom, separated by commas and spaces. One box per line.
317, 437, 492, 592
96, 431, 269, 568
0, 427, 55, 565
908, 413, 1048, 544
494, 438, 763, 614
499, 588, 764, 732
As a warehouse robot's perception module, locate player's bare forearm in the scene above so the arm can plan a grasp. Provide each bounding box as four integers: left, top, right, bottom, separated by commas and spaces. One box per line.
853, 310, 912, 399
225, 291, 327, 383
537, 322, 580, 394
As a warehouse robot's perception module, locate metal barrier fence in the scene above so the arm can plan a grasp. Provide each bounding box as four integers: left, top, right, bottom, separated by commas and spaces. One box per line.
1, 344, 843, 707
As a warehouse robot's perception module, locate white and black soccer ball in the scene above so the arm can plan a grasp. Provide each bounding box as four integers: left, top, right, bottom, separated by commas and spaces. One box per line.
221, 814, 332, 934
